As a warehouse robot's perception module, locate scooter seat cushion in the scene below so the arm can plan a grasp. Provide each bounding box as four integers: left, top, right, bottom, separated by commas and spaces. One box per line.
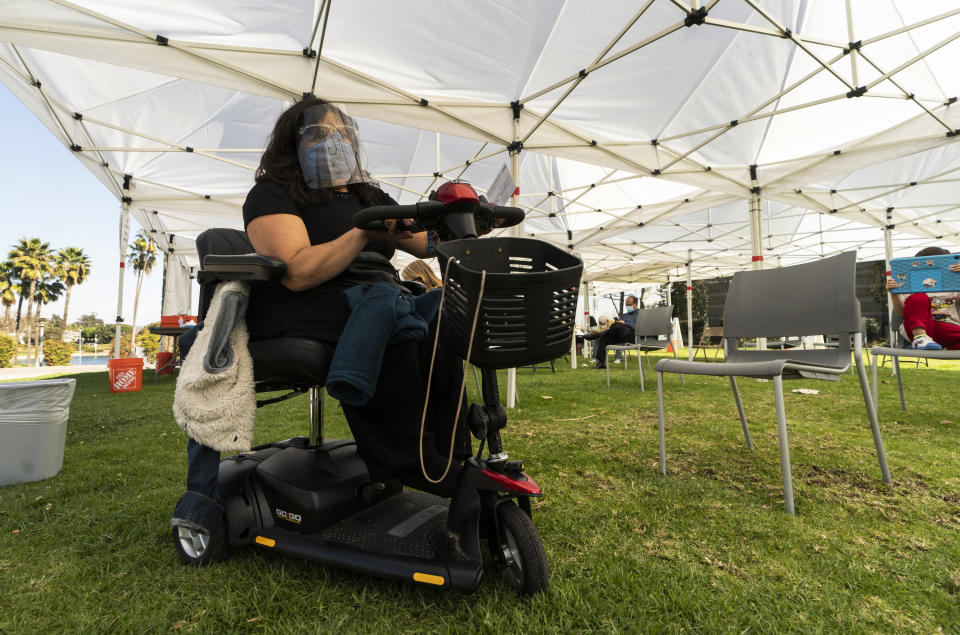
249, 337, 333, 385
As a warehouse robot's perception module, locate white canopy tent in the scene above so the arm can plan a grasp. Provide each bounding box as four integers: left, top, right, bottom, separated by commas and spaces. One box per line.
2, 0, 960, 313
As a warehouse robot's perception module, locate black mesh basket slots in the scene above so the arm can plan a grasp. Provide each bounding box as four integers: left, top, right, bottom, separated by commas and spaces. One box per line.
436, 237, 583, 369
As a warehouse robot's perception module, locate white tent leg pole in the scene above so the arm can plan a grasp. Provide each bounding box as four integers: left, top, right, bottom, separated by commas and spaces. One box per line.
749, 166, 766, 351
113, 205, 130, 359
884, 209, 897, 377
506, 119, 521, 409
686, 253, 693, 362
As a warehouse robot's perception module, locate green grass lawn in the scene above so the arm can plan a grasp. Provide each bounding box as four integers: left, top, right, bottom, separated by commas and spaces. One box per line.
1, 352, 958, 632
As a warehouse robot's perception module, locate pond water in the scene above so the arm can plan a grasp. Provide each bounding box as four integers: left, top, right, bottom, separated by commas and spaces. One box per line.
15, 354, 112, 366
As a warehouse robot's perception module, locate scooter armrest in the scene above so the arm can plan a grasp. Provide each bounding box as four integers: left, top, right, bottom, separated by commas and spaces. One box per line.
199, 254, 287, 283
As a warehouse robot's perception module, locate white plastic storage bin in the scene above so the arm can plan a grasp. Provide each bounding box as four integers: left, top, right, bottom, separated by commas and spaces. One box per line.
0, 378, 77, 487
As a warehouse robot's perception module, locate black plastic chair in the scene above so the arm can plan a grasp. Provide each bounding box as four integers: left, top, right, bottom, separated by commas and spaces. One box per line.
654, 252, 891, 514
604, 306, 684, 390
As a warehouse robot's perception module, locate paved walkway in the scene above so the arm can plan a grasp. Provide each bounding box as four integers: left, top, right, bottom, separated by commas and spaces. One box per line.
0, 364, 109, 381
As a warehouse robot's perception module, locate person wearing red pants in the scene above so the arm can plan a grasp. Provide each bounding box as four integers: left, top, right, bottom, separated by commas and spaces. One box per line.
887, 247, 960, 350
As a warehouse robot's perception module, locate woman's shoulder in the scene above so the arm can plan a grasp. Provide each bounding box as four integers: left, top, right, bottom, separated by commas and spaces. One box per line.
243, 179, 300, 224
247, 178, 292, 200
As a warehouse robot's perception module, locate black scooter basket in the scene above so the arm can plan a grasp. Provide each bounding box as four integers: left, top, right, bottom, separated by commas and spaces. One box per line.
437, 237, 583, 369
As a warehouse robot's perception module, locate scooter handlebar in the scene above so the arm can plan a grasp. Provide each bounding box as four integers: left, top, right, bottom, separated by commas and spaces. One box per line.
479, 202, 524, 229
353, 201, 443, 231
352, 199, 525, 232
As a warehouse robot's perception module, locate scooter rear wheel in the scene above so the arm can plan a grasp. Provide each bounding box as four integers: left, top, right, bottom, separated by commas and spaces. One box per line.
494, 502, 549, 595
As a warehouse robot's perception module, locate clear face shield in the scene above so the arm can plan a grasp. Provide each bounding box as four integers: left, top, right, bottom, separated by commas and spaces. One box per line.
297, 104, 375, 189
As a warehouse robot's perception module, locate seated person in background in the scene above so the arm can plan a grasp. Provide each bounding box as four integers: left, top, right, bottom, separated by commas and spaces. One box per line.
886, 246, 960, 351
574, 315, 599, 356
584, 295, 640, 369
401, 259, 442, 290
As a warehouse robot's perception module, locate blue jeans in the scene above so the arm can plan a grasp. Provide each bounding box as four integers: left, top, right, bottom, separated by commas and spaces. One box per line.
171, 438, 223, 528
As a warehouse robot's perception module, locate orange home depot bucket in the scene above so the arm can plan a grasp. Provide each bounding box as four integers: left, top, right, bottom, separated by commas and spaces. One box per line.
156, 352, 174, 376
108, 358, 144, 393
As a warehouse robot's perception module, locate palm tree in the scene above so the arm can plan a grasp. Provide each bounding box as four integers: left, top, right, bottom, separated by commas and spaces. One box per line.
55, 247, 92, 340
8, 238, 55, 365
32, 275, 66, 365
0, 261, 18, 333
127, 230, 158, 354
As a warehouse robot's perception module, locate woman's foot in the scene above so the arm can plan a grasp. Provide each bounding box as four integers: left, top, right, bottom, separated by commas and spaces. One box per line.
909, 334, 942, 350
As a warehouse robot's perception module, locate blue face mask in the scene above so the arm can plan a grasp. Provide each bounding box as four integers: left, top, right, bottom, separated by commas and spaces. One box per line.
298, 131, 361, 189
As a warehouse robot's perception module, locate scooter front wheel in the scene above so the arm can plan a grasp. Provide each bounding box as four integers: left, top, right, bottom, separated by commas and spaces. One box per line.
172, 517, 229, 566
494, 501, 549, 595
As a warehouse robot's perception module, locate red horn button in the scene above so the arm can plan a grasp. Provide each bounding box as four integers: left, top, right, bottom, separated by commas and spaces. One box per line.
434, 181, 479, 205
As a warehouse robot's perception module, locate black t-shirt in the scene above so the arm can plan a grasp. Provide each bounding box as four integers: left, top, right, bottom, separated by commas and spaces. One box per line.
241, 179, 398, 343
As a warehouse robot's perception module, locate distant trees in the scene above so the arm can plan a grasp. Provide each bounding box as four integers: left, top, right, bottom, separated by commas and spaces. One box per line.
2, 230, 163, 365
78, 313, 104, 328
8, 238, 55, 366
56, 247, 92, 340
2, 238, 93, 366
126, 230, 158, 352
0, 261, 17, 333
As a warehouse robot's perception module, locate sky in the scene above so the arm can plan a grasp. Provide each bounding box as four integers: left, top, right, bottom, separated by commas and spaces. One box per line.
0, 83, 183, 332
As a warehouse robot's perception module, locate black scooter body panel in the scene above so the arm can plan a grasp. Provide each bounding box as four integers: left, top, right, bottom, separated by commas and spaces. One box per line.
255, 443, 371, 534
253, 490, 484, 592
219, 439, 485, 591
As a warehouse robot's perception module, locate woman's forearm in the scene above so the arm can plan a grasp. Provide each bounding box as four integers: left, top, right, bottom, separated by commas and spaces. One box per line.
281, 228, 370, 291
395, 231, 432, 259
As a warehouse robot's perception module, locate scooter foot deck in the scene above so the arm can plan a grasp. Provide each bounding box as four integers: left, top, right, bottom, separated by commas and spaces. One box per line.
253, 490, 483, 591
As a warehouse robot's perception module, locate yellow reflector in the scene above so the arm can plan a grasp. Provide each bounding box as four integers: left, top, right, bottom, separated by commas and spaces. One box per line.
413, 572, 445, 586
255, 536, 276, 548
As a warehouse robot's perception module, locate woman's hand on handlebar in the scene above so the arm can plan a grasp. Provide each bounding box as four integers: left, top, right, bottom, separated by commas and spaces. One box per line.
477, 217, 505, 237
364, 218, 414, 242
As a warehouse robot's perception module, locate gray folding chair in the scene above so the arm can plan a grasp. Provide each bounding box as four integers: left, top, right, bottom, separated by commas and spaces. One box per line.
605, 306, 684, 390
654, 252, 891, 514
870, 317, 960, 412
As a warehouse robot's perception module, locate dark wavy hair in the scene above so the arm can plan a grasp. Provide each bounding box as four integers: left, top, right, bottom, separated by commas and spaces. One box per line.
914, 246, 950, 257
256, 97, 385, 207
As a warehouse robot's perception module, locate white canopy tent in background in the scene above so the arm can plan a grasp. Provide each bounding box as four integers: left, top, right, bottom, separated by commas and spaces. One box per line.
2, 0, 960, 348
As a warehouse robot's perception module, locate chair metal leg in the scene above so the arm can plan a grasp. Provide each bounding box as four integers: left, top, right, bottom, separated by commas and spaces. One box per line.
605, 348, 613, 388
657, 371, 666, 475
671, 347, 685, 386
894, 356, 906, 411
638, 353, 645, 392
871, 352, 880, 413
729, 376, 753, 450
772, 375, 795, 515
854, 353, 892, 485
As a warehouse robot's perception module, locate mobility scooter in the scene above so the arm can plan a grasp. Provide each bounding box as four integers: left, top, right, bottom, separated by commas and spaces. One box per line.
173, 181, 582, 595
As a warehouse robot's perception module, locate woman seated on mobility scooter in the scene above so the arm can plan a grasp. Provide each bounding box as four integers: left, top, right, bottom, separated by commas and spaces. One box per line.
172, 98, 473, 536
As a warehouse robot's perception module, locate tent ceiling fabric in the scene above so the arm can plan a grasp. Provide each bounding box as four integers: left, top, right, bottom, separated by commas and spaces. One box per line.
2, 0, 960, 282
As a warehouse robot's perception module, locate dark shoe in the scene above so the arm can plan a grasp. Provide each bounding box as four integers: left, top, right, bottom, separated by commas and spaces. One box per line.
595, 364, 606, 369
